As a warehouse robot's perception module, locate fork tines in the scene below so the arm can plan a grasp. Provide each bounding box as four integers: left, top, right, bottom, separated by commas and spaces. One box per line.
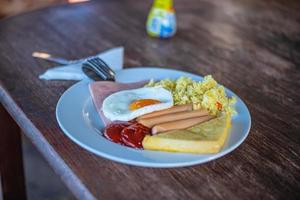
82, 57, 116, 81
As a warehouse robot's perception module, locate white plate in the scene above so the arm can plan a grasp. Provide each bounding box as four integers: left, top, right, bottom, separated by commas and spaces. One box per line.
56, 67, 251, 168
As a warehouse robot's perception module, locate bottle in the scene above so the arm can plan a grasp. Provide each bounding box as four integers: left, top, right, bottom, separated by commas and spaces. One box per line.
146, 0, 176, 39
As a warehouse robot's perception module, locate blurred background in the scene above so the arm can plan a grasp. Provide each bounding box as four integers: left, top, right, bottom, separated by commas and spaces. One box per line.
0, 0, 89, 19
1, 0, 60, 19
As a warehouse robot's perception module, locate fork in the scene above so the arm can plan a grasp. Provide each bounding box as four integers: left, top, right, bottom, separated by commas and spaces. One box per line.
33, 51, 116, 81
82, 57, 116, 81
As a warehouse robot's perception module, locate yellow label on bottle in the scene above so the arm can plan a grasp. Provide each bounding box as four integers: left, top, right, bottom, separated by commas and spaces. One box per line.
153, 0, 173, 10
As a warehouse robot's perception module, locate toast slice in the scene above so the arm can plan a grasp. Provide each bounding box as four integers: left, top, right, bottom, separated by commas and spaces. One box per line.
142, 115, 231, 154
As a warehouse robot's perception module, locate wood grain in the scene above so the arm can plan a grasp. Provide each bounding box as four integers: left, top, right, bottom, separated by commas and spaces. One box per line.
0, 0, 299, 199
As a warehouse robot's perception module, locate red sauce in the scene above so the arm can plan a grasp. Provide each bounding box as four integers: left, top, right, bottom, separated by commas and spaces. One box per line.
103, 121, 150, 149
121, 123, 150, 148
104, 121, 133, 144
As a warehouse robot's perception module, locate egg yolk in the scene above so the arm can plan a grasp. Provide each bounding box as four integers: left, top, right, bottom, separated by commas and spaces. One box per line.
129, 99, 161, 110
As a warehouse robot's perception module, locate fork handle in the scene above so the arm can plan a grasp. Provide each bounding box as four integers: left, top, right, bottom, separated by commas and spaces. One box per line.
32, 52, 81, 65
40, 57, 72, 65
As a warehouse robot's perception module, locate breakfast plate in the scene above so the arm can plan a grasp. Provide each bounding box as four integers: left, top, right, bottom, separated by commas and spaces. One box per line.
56, 67, 251, 167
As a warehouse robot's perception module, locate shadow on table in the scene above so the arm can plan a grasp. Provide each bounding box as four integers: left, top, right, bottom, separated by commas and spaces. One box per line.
22, 135, 74, 200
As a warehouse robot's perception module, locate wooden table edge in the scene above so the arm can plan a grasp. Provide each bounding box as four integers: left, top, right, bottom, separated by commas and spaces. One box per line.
0, 83, 96, 200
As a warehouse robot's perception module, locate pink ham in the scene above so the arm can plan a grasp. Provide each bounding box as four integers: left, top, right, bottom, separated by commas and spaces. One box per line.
89, 81, 148, 126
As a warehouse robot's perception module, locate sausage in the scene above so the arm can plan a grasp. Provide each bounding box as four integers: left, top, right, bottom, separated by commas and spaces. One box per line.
137, 109, 209, 128
137, 104, 193, 120
151, 115, 214, 134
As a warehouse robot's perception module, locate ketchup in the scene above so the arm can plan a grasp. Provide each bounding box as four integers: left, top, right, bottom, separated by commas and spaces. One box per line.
104, 121, 133, 144
103, 121, 150, 149
121, 123, 150, 148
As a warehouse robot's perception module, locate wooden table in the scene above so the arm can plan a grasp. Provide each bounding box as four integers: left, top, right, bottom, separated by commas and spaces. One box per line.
0, 0, 299, 199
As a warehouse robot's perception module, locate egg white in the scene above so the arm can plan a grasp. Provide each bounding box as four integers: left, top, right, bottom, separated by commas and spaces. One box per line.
102, 86, 173, 121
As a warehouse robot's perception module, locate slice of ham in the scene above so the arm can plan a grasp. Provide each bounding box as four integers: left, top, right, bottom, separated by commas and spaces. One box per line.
89, 81, 148, 126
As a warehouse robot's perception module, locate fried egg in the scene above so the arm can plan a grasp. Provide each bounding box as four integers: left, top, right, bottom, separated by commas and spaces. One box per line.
102, 87, 173, 121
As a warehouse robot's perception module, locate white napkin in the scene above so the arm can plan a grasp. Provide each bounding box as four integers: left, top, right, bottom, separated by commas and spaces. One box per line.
39, 47, 124, 80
